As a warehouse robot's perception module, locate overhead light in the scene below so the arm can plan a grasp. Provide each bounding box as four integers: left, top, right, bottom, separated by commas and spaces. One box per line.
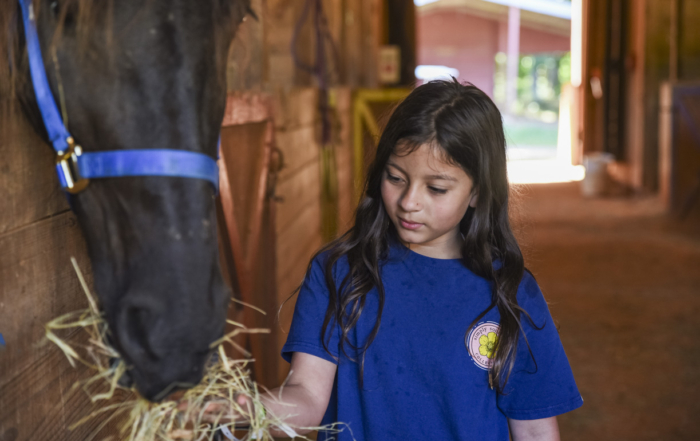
415, 65, 460, 82
414, 0, 440, 6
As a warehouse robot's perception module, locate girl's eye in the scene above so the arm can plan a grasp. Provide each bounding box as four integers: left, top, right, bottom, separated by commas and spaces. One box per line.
428, 186, 447, 194
386, 173, 402, 183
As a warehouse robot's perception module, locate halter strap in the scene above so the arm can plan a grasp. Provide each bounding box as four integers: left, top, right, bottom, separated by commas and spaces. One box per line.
18, 0, 219, 193
19, 0, 70, 153
75, 150, 220, 185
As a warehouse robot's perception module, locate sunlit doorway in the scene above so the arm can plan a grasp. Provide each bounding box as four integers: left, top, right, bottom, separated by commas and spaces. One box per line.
415, 0, 584, 184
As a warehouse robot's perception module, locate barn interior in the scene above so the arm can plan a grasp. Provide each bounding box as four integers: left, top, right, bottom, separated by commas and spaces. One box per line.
1, 0, 700, 440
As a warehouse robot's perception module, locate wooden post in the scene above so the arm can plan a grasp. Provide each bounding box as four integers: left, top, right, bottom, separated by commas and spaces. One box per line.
506, 6, 521, 114
669, 0, 679, 83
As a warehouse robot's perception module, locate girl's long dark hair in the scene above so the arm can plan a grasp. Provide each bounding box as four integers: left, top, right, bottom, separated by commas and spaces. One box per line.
305, 79, 537, 392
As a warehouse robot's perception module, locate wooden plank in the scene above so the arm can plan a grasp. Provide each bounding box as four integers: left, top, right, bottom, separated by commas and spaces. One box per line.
271, 88, 318, 131
0, 105, 69, 234
362, 0, 382, 87
267, 54, 297, 89
332, 88, 355, 232
275, 202, 322, 283
222, 94, 270, 126
218, 92, 284, 387
276, 201, 321, 258
220, 122, 269, 258
247, 200, 281, 388
0, 212, 91, 380
276, 233, 323, 305
344, 0, 362, 87
386, 0, 417, 86
673, 93, 700, 215
226, 0, 266, 92
274, 233, 322, 385
265, 1, 300, 56
336, 164, 355, 232
274, 161, 321, 235
218, 119, 272, 385
276, 125, 320, 181
264, 2, 314, 87
0, 211, 126, 440
1, 337, 129, 441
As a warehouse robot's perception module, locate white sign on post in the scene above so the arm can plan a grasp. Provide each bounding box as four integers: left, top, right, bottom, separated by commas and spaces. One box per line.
379, 45, 401, 85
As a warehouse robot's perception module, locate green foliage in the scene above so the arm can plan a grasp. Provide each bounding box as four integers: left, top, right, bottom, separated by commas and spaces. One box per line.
494, 51, 571, 123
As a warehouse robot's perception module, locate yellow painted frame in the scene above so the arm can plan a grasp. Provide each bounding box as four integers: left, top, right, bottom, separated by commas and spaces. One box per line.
353, 88, 412, 201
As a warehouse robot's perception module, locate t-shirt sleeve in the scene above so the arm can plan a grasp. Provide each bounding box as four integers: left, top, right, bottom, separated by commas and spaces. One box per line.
280, 253, 341, 365
496, 272, 584, 420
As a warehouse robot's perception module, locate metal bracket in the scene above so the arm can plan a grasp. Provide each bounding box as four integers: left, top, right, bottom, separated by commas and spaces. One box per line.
56, 137, 89, 193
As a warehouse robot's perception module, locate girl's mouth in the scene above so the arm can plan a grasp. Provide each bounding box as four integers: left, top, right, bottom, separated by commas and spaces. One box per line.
398, 217, 423, 230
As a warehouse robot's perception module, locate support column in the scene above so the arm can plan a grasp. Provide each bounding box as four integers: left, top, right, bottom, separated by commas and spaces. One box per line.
569, 0, 584, 165
506, 6, 520, 113
669, 0, 679, 82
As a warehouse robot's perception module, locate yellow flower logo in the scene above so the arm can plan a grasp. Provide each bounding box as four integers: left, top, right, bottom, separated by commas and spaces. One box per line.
478, 332, 498, 359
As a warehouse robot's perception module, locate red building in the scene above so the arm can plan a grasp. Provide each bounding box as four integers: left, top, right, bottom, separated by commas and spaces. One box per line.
417, 0, 571, 97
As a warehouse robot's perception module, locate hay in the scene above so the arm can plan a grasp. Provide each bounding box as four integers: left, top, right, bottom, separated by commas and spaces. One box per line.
45, 257, 339, 441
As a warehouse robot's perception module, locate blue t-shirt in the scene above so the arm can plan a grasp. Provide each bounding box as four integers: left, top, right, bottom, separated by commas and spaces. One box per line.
281, 243, 582, 440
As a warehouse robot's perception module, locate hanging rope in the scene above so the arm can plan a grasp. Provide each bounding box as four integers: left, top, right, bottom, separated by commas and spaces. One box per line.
290, 0, 341, 240
290, 0, 339, 145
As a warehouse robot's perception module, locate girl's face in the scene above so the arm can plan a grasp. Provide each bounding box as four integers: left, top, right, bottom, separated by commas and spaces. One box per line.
381, 143, 477, 259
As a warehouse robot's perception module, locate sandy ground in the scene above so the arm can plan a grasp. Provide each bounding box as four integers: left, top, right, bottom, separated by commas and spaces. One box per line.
515, 182, 700, 441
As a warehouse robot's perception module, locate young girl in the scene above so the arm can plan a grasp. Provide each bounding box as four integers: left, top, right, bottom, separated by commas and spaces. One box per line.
211, 79, 582, 440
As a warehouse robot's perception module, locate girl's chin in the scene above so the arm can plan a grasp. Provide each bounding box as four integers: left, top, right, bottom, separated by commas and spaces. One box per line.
396, 229, 428, 244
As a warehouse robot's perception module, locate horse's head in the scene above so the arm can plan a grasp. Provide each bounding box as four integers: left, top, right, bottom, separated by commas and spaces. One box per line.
14, 0, 252, 401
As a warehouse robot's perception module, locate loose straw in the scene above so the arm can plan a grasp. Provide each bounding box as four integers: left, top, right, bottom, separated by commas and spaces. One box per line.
44, 257, 343, 441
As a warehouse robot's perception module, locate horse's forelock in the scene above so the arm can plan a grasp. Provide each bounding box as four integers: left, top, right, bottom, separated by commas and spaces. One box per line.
1, 0, 105, 101
1, 0, 255, 75
0, 0, 254, 134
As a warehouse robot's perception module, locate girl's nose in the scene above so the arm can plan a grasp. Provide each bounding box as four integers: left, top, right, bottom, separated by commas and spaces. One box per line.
399, 186, 421, 212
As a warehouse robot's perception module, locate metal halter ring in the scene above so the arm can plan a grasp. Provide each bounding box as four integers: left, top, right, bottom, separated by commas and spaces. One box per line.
55, 137, 90, 194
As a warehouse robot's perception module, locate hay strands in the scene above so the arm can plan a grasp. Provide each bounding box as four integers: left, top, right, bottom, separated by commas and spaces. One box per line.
44, 257, 341, 441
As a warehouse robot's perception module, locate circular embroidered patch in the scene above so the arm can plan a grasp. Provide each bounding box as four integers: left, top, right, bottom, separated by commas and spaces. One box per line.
467, 321, 500, 370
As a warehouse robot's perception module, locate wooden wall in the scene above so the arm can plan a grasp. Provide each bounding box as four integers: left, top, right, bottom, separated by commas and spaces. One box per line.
0, 107, 126, 440
582, 0, 700, 193
227, 0, 382, 91
224, 0, 382, 386
268, 87, 355, 384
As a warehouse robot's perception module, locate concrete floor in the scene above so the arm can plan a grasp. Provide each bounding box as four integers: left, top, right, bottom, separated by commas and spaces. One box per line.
516, 183, 700, 440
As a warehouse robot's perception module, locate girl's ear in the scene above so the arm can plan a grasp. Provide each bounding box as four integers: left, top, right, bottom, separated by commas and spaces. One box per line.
469, 193, 478, 208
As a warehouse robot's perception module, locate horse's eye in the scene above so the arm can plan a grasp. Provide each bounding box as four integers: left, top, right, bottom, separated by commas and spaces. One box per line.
48, 0, 77, 27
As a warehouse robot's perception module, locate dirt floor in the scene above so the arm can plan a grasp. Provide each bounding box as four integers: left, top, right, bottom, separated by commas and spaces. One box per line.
515, 182, 700, 441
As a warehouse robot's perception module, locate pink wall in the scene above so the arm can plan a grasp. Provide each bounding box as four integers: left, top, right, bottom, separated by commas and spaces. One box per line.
418, 12, 499, 95
520, 26, 570, 53
418, 10, 570, 97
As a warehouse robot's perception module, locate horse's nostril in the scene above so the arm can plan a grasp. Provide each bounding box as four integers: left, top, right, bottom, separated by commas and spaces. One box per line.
117, 297, 161, 364
110, 357, 135, 388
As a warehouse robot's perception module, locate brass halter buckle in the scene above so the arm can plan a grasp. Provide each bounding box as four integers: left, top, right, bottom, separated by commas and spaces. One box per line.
56, 137, 90, 194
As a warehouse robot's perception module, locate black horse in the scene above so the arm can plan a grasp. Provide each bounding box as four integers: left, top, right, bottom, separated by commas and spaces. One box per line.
2, 0, 253, 401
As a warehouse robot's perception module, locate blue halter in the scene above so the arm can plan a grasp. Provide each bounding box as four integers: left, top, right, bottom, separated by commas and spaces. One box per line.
18, 0, 219, 194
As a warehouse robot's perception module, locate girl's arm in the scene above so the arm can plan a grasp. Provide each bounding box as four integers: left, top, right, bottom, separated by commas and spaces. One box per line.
190, 352, 337, 436
260, 352, 337, 436
508, 416, 561, 441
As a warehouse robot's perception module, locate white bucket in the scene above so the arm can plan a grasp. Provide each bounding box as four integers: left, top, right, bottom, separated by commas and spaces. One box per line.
581, 152, 614, 197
